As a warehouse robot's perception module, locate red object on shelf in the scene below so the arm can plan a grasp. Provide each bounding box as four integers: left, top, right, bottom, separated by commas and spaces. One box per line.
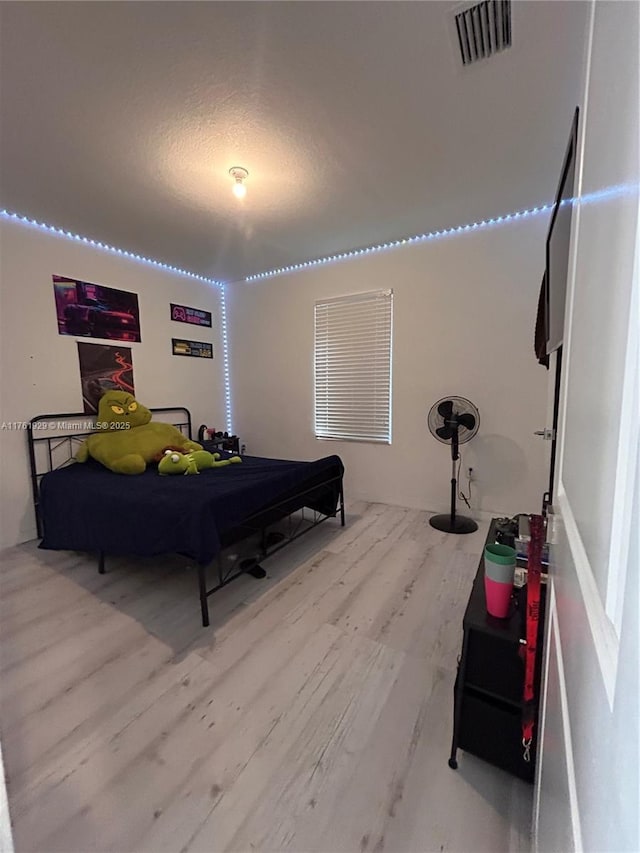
484, 575, 513, 618
522, 514, 544, 763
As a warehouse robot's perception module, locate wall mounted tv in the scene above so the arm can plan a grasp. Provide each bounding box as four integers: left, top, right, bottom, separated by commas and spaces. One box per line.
545, 107, 579, 355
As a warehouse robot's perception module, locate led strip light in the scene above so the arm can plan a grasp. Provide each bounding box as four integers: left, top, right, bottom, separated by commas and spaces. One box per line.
218, 285, 234, 434
0, 209, 225, 286
3, 181, 636, 433
244, 183, 638, 282
245, 203, 554, 281
0, 208, 233, 430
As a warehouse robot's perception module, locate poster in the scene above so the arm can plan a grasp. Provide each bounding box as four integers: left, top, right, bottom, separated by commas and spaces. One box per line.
77, 342, 135, 414
170, 303, 212, 327
171, 338, 214, 359
53, 275, 141, 342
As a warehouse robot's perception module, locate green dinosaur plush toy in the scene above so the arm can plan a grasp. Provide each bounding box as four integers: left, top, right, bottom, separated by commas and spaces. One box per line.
158, 449, 242, 475
75, 390, 203, 474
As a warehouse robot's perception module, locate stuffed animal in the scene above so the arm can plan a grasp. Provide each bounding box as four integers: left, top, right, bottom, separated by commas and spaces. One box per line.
158, 448, 241, 475
75, 390, 203, 474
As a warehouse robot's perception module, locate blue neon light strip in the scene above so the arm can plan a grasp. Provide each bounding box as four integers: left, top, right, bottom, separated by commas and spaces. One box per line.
0, 207, 234, 431
244, 203, 553, 281
243, 183, 639, 282
0, 208, 225, 287
219, 285, 234, 434
4, 179, 636, 435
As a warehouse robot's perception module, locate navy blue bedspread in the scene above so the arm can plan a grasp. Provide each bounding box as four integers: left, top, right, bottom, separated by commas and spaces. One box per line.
39, 452, 344, 565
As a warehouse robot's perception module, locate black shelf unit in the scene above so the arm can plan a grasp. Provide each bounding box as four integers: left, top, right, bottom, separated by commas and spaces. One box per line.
449, 519, 547, 783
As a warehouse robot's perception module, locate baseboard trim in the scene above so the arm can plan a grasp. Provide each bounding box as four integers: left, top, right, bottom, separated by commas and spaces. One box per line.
534, 585, 582, 852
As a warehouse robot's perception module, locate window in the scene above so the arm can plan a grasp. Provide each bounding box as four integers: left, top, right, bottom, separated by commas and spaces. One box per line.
314, 289, 393, 443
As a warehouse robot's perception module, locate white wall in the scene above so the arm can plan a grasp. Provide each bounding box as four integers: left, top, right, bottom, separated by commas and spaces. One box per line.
228, 215, 550, 518
0, 220, 226, 548
535, 1, 639, 850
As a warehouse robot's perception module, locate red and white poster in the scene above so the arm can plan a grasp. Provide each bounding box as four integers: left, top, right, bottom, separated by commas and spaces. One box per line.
77, 342, 135, 414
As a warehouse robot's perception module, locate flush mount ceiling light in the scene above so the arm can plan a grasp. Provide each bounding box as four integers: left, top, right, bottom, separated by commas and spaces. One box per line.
229, 166, 249, 199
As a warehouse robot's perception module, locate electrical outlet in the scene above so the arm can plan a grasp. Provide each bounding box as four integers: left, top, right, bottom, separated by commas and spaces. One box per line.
467, 467, 475, 481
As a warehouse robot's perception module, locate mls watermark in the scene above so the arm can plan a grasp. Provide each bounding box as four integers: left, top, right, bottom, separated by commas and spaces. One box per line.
1, 421, 131, 431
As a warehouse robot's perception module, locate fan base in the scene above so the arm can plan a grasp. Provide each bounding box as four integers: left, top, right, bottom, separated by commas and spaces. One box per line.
429, 514, 478, 534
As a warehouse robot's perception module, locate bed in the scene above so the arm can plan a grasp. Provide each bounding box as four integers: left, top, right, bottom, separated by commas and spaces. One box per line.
28, 407, 345, 626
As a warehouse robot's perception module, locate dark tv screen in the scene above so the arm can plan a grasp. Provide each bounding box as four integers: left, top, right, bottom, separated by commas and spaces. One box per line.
546, 108, 579, 355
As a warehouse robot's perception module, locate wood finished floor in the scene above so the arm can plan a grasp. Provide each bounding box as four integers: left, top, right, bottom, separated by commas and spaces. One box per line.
0, 503, 533, 853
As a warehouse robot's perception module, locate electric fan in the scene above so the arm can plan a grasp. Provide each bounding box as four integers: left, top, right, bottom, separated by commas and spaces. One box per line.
427, 396, 480, 534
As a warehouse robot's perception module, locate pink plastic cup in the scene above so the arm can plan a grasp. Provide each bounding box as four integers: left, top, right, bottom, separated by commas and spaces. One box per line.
484, 574, 513, 618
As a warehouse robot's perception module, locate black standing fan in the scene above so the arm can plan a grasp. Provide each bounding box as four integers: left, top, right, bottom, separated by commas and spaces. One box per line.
428, 396, 480, 534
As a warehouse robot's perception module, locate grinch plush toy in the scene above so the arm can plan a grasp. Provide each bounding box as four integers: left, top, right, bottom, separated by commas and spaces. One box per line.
75, 390, 202, 474
158, 449, 242, 475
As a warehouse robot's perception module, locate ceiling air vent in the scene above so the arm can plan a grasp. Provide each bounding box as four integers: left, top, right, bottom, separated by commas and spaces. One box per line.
454, 0, 512, 66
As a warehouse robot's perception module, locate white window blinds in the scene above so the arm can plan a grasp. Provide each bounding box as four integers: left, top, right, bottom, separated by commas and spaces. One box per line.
314, 289, 393, 443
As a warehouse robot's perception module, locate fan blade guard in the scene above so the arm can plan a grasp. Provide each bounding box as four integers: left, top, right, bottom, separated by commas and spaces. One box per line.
428, 396, 480, 445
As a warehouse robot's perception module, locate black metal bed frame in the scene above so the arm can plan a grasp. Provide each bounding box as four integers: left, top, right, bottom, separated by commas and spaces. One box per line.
27, 407, 345, 627
194, 474, 344, 626
28, 406, 192, 538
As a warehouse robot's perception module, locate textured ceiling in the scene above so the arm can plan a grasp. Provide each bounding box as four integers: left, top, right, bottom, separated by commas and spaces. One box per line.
0, 1, 588, 282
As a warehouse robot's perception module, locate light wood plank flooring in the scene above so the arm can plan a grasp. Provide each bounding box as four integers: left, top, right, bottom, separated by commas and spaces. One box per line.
0, 503, 533, 853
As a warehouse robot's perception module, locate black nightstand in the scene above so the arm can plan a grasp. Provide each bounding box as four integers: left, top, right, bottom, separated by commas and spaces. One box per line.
202, 435, 240, 454
448, 519, 546, 782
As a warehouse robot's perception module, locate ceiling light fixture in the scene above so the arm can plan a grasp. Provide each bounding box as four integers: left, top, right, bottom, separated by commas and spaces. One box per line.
229, 166, 249, 199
